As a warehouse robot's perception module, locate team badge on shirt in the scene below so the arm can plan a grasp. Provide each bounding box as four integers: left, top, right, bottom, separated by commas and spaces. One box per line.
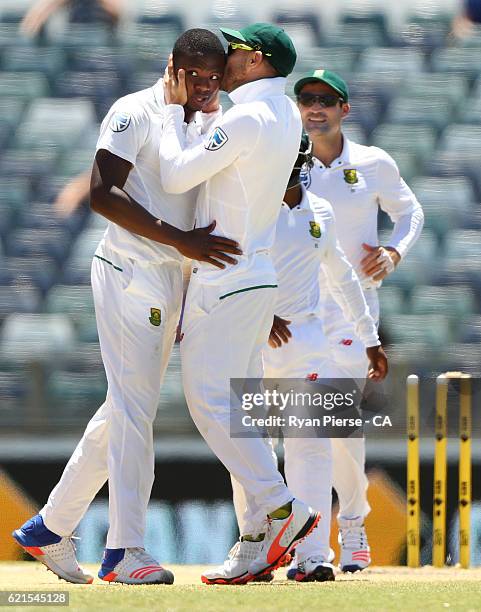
205, 127, 228, 151
110, 112, 131, 133
309, 221, 321, 238
343, 169, 358, 184
149, 308, 161, 327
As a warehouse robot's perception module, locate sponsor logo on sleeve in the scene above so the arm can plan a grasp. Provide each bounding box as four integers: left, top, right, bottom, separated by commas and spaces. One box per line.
205, 127, 228, 151
110, 112, 131, 133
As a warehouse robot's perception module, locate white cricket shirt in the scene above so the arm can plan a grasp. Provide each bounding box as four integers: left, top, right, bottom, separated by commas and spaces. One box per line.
159, 77, 303, 288
303, 138, 424, 292
96, 79, 219, 263
273, 187, 379, 347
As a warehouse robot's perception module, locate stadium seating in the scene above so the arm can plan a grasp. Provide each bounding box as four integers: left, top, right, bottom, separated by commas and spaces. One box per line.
1, 4, 481, 427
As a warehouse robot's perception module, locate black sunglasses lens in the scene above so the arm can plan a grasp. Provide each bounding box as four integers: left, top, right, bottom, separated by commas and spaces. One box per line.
298, 94, 340, 107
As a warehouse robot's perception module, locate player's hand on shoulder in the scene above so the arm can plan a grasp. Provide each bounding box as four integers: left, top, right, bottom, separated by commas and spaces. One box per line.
366, 345, 388, 380
164, 54, 187, 107
268, 315, 292, 349
361, 243, 401, 281
177, 220, 242, 269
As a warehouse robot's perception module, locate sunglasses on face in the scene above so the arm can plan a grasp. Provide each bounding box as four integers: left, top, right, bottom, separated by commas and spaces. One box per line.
296, 93, 343, 108
228, 42, 272, 57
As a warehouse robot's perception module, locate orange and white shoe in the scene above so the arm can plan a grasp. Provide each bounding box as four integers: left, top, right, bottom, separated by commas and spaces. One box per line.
248, 499, 320, 579
98, 548, 174, 585
13, 514, 93, 584
338, 518, 371, 572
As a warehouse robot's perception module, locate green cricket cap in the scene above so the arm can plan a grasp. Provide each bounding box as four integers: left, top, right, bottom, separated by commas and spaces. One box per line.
294, 69, 349, 101
220, 22, 297, 77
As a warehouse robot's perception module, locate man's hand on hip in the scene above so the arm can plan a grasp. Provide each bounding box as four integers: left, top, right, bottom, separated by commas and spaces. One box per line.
361, 244, 401, 281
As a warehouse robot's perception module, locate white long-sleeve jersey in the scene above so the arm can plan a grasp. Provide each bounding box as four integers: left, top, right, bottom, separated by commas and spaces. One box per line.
272, 187, 379, 347
159, 77, 302, 289
303, 138, 424, 293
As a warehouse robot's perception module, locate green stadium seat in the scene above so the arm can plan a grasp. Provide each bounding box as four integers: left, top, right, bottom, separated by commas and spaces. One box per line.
440, 124, 481, 154
457, 97, 481, 124
411, 176, 475, 207
46, 370, 106, 419
121, 24, 179, 55
410, 285, 476, 317
410, 176, 475, 236
0, 71, 49, 100
370, 123, 437, 161
0, 24, 31, 48
272, 11, 323, 49
13, 98, 96, 151
48, 24, 114, 49
0, 313, 75, 362
385, 342, 437, 370
293, 48, 356, 75
76, 314, 99, 343
460, 316, 481, 343
385, 97, 453, 131
323, 24, 387, 50
431, 48, 481, 77
382, 314, 452, 347
386, 150, 418, 182
359, 48, 425, 74
0, 286, 40, 321
438, 344, 481, 375
402, 73, 469, 105
57, 150, 94, 178
444, 229, 481, 264
1, 47, 65, 79
0, 149, 58, 178
0, 97, 26, 131
44, 285, 95, 319
378, 286, 406, 315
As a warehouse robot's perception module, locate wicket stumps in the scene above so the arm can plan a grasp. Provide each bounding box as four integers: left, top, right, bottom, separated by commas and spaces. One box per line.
406, 372, 472, 569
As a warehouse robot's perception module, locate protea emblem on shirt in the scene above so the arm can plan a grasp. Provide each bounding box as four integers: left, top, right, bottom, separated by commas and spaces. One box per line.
343, 169, 358, 184
309, 221, 321, 238
149, 307, 161, 327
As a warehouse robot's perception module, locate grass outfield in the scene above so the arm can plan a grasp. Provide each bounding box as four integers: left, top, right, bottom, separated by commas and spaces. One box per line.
1, 563, 481, 611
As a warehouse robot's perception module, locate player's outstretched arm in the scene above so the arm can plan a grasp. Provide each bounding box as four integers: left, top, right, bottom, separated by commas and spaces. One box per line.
90, 149, 242, 268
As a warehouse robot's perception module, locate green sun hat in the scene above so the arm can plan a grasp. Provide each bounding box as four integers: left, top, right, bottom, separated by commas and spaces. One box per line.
220, 22, 297, 77
294, 69, 349, 101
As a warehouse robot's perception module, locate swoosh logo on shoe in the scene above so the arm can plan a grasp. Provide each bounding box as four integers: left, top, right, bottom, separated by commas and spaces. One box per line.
267, 514, 294, 564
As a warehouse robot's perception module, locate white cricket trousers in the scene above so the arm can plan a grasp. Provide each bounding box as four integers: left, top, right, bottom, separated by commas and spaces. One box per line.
323, 289, 380, 521
40, 243, 182, 548
181, 278, 292, 517
232, 315, 333, 562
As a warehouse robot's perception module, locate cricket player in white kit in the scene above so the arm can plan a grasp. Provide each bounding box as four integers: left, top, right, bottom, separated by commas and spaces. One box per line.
12, 29, 243, 585
224, 136, 388, 584
291, 69, 424, 573
160, 24, 322, 584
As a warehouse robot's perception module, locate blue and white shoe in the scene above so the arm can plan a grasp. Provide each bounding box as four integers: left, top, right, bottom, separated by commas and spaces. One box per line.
287, 548, 335, 581
12, 514, 93, 584
98, 548, 174, 585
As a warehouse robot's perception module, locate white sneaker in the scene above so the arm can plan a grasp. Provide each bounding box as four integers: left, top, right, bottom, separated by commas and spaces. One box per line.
98, 548, 174, 584
201, 539, 264, 585
338, 518, 371, 572
248, 499, 320, 578
294, 556, 336, 582
13, 514, 93, 584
